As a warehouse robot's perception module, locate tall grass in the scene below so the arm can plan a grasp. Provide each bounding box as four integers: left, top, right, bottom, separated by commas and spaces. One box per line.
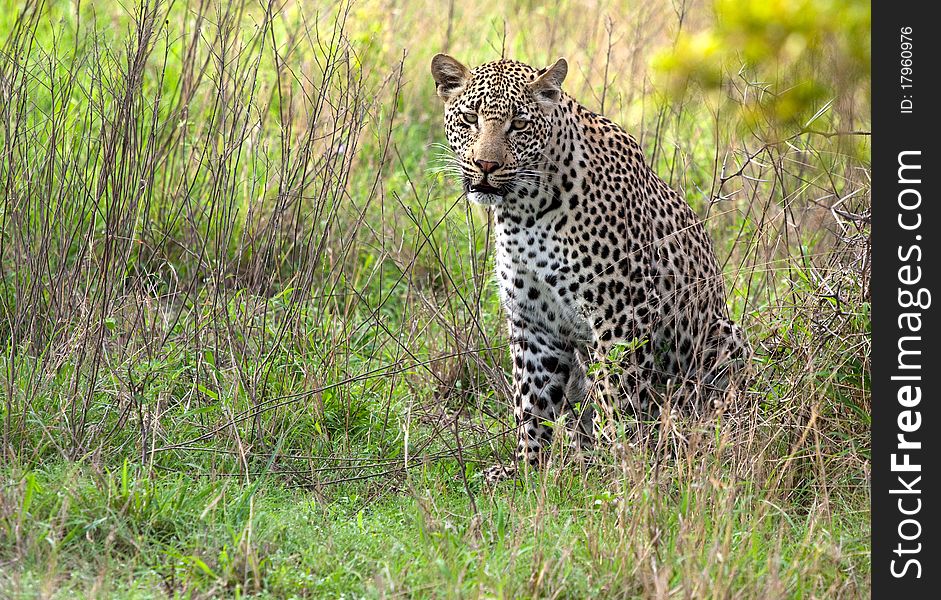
1, 0, 869, 597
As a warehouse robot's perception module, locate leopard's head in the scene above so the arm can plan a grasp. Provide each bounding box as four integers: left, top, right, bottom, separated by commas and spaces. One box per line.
430, 55, 568, 206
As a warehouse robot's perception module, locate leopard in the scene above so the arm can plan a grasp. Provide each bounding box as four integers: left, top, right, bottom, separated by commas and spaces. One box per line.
430, 54, 749, 481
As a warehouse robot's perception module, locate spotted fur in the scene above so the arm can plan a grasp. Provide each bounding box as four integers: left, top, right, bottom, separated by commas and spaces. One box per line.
431, 55, 749, 481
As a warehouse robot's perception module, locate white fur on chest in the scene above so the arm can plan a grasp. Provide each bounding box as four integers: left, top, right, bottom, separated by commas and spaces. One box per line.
493, 220, 591, 342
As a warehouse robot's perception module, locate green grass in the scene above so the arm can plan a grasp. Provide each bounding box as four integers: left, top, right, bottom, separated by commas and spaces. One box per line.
0, 0, 870, 597
2, 454, 868, 598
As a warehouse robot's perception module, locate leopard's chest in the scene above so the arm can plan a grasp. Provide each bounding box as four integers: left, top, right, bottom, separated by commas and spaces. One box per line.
493, 218, 592, 343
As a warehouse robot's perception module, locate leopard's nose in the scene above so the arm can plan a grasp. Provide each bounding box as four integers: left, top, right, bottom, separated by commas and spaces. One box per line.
474, 159, 502, 174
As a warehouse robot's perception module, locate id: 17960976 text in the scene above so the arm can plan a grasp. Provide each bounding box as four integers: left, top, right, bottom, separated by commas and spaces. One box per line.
900, 26, 913, 113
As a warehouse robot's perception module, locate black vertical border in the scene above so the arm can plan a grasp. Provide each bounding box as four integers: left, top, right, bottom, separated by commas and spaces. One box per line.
872, 2, 938, 597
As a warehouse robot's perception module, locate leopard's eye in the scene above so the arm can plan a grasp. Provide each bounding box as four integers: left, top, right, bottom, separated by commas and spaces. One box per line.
460, 112, 479, 126
509, 118, 530, 132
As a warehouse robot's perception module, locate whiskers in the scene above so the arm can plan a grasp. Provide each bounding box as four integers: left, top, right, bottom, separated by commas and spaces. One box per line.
428, 145, 464, 180
506, 165, 552, 196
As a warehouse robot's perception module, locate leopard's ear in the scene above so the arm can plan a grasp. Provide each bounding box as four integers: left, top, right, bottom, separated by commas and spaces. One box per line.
529, 58, 568, 105
431, 54, 471, 101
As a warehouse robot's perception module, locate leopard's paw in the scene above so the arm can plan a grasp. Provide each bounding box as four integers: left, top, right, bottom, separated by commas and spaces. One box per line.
482, 463, 518, 484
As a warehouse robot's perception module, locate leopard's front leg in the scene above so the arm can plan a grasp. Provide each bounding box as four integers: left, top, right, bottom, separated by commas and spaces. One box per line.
485, 322, 578, 482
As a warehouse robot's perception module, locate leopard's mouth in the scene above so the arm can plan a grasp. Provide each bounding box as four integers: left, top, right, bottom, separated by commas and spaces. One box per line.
465, 181, 507, 206
468, 183, 505, 196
